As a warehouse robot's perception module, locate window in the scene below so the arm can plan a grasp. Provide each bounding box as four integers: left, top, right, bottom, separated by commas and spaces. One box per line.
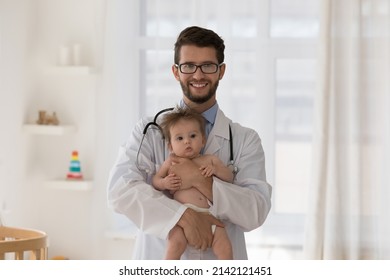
131, 0, 320, 258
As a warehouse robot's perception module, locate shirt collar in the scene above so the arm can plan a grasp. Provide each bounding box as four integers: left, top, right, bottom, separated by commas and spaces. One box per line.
179, 99, 219, 125
202, 103, 218, 125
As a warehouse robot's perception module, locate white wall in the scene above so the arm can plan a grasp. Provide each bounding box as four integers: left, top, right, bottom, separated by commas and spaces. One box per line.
0, 0, 132, 259
0, 0, 33, 227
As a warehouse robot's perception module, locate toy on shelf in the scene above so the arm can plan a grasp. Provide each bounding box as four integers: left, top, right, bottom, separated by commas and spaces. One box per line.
36, 110, 59, 125
66, 150, 83, 180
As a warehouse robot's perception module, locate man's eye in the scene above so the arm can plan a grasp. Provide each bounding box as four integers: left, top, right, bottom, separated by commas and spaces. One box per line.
183, 64, 195, 70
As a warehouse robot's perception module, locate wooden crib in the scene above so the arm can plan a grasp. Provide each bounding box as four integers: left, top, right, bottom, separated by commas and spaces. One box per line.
0, 226, 48, 260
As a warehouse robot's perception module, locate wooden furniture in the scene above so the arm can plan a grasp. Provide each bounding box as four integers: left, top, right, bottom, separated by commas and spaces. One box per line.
0, 226, 48, 260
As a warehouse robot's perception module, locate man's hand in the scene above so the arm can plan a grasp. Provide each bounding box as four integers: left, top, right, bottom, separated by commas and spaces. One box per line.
169, 155, 213, 201
177, 208, 224, 250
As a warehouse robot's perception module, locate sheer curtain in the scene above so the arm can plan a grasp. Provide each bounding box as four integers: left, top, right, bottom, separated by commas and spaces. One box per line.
304, 0, 390, 259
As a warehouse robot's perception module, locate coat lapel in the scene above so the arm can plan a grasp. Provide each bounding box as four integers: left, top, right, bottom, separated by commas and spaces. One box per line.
204, 109, 231, 155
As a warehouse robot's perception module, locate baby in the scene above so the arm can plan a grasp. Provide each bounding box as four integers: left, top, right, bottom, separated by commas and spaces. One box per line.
152, 107, 233, 260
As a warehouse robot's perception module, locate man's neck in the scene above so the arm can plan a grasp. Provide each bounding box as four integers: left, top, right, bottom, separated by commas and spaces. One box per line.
182, 99, 216, 114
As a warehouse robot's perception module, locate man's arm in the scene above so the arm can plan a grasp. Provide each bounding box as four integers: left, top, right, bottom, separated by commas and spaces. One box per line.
209, 128, 272, 231
107, 119, 186, 240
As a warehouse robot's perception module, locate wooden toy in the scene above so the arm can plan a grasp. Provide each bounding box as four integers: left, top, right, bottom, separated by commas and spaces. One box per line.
36, 110, 60, 125
36, 110, 46, 125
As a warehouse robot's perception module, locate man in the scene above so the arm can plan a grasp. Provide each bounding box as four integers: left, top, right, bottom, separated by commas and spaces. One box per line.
107, 26, 272, 259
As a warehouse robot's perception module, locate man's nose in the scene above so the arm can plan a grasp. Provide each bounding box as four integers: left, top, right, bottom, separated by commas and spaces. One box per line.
192, 67, 205, 79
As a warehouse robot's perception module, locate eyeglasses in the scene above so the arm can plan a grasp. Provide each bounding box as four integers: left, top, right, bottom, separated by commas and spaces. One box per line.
175, 63, 223, 74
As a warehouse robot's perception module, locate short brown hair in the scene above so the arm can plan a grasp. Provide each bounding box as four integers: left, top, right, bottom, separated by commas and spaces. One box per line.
160, 107, 205, 144
174, 26, 225, 65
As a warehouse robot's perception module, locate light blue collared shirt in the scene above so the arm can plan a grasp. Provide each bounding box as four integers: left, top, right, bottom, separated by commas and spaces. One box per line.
201, 103, 218, 138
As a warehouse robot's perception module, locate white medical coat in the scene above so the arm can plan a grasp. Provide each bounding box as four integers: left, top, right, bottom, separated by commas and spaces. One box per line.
107, 107, 272, 259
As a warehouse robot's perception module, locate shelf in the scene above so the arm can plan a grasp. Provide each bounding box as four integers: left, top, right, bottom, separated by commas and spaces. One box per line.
23, 124, 77, 135
46, 66, 95, 75
44, 180, 93, 191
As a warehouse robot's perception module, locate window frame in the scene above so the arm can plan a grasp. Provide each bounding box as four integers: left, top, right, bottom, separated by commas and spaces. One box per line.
131, 0, 319, 253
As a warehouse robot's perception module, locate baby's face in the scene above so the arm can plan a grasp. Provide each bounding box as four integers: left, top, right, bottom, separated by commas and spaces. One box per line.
169, 119, 205, 159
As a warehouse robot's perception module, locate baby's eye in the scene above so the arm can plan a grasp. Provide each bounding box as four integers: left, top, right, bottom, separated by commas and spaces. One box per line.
190, 134, 197, 138
176, 136, 183, 141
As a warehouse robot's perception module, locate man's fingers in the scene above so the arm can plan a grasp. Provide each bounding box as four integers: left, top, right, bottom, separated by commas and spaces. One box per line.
207, 214, 225, 228
178, 209, 223, 251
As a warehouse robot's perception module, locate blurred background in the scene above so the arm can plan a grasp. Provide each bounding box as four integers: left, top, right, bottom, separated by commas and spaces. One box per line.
1, 0, 389, 260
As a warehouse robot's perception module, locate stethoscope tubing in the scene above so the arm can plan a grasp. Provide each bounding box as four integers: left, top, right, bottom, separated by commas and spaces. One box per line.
136, 108, 237, 177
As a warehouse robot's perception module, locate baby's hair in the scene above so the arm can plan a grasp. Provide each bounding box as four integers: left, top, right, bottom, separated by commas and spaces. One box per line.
160, 106, 206, 144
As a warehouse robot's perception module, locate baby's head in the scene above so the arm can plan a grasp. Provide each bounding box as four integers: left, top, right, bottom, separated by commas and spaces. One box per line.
160, 107, 206, 158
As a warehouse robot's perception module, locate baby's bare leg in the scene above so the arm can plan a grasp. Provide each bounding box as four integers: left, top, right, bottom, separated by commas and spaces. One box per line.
212, 226, 233, 260
165, 225, 188, 260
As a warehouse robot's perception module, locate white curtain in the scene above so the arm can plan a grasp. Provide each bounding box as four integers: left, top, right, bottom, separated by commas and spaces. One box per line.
305, 0, 390, 259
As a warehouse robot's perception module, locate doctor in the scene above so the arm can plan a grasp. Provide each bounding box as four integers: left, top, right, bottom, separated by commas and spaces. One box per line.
107, 26, 272, 259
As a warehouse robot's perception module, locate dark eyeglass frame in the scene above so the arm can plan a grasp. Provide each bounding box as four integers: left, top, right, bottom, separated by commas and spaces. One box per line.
175, 63, 224, 74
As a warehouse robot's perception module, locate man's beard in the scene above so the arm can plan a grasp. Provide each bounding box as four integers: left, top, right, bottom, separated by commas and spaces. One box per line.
179, 80, 219, 104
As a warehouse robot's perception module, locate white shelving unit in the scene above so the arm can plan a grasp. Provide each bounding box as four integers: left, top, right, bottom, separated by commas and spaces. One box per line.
23, 124, 77, 135
25, 62, 96, 191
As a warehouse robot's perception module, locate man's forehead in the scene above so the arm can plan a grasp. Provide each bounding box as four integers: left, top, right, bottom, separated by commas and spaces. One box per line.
179, 45, 218, 63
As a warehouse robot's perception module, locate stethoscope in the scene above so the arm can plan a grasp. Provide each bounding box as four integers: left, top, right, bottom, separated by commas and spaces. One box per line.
135, 107, 238, 177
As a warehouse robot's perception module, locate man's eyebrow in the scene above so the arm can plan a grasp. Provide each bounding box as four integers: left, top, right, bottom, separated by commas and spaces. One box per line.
180, 61, 217, 64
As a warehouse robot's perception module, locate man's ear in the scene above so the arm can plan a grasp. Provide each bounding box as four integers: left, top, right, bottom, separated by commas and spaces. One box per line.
172, 64, 180, 81
218, 63, 226, 80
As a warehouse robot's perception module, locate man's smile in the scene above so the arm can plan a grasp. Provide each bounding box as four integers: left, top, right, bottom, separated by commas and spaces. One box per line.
190, 81, 208, 88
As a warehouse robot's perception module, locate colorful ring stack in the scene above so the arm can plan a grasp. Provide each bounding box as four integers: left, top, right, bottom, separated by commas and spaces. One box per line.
66, 150, 83, 180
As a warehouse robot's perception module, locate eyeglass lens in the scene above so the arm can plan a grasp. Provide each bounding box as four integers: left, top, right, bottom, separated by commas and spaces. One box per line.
179, 63, 218, 74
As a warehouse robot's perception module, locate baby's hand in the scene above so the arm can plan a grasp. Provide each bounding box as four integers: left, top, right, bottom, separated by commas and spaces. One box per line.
200, 165, 215, 177
163, 173, 181, 190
